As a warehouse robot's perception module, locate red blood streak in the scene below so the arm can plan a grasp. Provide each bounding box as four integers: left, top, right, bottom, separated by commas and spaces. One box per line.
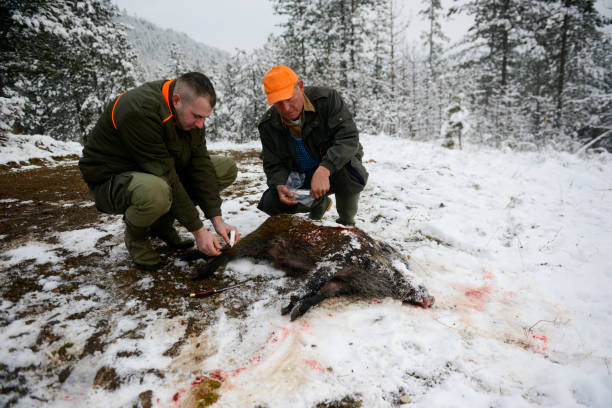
335, 226, 358, 233
464, 285, 492, 311
303, 359, 326, 372
172, 392, 180, 402
465, 288, 486, 299
209, 370, 226, 382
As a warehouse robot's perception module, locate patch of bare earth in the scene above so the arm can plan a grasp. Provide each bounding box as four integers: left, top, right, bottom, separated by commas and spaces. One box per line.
0, 150, 273, 406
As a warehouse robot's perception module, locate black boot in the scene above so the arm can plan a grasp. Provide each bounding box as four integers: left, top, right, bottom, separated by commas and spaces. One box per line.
150, 213, 194, 249
308, 197, 333, 221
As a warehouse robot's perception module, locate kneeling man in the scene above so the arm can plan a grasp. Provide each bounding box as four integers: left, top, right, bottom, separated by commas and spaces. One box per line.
79, 72, 239, 269
257, 65, 368, 226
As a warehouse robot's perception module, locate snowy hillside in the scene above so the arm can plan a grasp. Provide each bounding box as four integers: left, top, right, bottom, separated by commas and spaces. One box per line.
116, 13, 230, 81
1, 133, 611, 407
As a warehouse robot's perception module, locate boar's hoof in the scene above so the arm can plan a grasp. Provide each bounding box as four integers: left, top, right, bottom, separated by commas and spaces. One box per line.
287, 293, 328, 321
281, 298, 297, 315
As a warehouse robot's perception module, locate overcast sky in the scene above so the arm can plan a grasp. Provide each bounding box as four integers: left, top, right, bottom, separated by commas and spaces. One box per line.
111, 0, 611, 53
111, 0, 283, 52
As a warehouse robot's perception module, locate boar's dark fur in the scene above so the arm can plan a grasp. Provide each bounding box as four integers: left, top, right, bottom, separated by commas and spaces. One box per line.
189, 215, 434, 320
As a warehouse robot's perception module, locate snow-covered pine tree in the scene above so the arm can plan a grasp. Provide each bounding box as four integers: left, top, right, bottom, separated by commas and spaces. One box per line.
441, 95, 469, 149
271, 0, 374, 117
452, 0, 527, 147
418, 0, 450, 140
212, 49, 271, 142
360, 0, 407, 135
163, 42, 189, 78
524, 0, 612, 145
1, 0, 138, 142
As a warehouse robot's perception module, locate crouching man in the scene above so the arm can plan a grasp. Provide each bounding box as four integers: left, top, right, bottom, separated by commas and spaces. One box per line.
79, 72, 239, 270
257, 65, 368, 226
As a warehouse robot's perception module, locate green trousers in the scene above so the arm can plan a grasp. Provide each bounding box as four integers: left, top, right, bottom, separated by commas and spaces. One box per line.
89, 155, 237, 227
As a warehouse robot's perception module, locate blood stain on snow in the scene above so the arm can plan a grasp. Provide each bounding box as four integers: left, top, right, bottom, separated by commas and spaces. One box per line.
530, 334, 549, 353
464, 285, 493, 311
303, 358, 326, 372
462, 268, 496, 311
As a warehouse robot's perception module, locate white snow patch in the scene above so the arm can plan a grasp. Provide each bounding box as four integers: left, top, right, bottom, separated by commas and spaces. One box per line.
0, 133, 82, 166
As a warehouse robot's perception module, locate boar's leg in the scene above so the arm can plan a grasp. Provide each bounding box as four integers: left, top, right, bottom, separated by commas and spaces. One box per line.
281, 265, 336, 318
190, 254, 230, 280
285, 280, 343, 321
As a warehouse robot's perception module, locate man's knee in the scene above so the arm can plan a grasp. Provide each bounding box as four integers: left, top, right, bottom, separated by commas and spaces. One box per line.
210, 155, 238, 191
126, 173, 172, 226
258, 188, 295, 216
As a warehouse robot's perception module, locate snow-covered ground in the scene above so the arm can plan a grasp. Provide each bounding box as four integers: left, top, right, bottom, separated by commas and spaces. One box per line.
0, 133, 82, 167
1, 133, 611, 407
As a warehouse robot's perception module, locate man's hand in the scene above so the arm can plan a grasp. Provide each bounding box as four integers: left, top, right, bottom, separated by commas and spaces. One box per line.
211, 216, 240, 247
311, 166, 330, 198
277, 184, 298, 205
192, 226, 222, 256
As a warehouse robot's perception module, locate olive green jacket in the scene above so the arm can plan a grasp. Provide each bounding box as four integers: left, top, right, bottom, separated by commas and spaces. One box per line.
79, 80, 220, 232
258, 86, 368, 196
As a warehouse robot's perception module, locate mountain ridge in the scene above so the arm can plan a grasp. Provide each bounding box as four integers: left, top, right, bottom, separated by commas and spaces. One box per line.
116, 12, 230, 81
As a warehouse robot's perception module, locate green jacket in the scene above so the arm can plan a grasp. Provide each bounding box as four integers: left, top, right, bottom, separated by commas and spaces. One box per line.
79, 80, 220, 232
258, 86, 368, 195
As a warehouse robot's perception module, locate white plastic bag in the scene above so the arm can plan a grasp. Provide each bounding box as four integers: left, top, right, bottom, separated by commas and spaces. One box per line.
286, 172, 315, 206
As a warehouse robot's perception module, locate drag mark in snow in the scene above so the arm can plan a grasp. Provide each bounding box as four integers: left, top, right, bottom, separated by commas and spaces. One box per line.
205, 319, 320, 382
303, 358, 326, 372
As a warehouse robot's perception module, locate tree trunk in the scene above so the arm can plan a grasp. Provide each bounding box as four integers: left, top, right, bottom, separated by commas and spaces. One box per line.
500, 0, 510, 90
555, 10, 570, 127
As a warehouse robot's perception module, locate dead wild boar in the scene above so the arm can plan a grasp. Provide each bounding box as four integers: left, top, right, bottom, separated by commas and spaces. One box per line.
188, 215, 434, 320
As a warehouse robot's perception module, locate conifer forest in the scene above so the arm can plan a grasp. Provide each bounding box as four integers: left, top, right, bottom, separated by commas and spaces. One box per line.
1, 0, 611, 152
